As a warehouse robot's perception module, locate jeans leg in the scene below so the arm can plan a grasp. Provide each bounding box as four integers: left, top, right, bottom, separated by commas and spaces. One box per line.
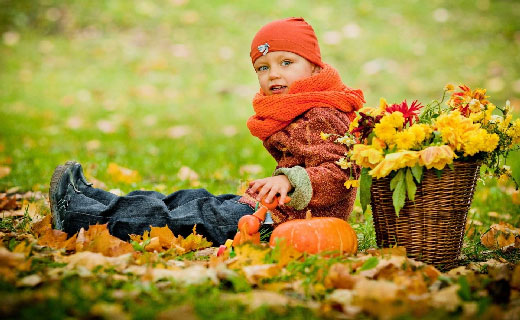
63, 187, 254, 245
80, 185, 118, 206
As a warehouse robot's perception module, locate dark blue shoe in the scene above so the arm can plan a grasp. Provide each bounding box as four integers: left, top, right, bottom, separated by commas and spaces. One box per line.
49, 161, 92, 229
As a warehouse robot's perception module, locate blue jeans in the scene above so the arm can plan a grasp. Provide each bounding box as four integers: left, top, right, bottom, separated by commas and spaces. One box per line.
62, 185, 255, 245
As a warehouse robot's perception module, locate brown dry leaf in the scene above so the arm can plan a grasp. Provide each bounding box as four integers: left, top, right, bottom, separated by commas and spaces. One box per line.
77, 224, 134, 257
107, 162, 141, 184
0, 193, 19, 211
149, 225, 177, 249
422, 265, 441, 283
12, 241, 32, 257
157, 305, 198, 320
0, 166, 11, 179
17, 274, 42, 287
354, 278, 400, 301
241, 264, 280, 285
130, 225, 211, 254
430, 284, 461, 312
222, 290, 316, 311
3, 199, 45, 222
38, 229, 69, 247
480, 222, 520, 251
126, 265, 218, 284
145, 237, 162, 252
32, 215, 52, 236
324, 263, 360, 289
0, 247, 31, 280
64, 251, 132, 271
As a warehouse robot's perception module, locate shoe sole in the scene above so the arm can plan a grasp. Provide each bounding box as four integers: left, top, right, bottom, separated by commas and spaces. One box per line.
49, 160, 78, 229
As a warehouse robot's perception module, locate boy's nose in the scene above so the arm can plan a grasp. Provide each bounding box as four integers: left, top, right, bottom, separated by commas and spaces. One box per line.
268, 66, 281, 79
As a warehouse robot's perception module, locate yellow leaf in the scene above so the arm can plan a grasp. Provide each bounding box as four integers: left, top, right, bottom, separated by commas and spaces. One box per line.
228, 243, 270, 269
107, 162, 141, 184
150, 225, 176, 249
178, 225, 212, 252
77, 224, 134, 257
0, 166, 11, 179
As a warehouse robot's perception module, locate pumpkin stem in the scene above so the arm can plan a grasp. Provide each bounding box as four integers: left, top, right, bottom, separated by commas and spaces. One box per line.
305, 210, 312, 220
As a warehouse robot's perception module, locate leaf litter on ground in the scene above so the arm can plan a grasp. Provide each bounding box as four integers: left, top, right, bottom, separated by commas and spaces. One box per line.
0, 199, 519, 319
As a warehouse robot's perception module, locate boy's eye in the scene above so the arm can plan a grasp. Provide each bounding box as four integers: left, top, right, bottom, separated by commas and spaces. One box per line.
257, 65, 268, 72
281, 60, 292, 66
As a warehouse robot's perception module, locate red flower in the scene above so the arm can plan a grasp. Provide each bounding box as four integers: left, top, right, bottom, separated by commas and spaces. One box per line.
385, 100, 422, 126
351, 112, 383, 141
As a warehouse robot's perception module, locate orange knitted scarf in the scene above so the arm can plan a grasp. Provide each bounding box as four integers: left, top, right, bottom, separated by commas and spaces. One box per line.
247, 64, 365, 141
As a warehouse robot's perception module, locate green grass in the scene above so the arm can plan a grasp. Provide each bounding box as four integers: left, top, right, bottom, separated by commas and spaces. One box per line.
1, 0, 519, 194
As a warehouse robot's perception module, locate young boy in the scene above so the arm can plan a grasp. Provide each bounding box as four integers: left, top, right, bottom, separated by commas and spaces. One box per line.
49, 17, 364, 245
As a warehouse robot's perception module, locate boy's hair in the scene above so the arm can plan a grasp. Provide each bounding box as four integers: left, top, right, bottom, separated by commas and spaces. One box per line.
250, 17, 324, 68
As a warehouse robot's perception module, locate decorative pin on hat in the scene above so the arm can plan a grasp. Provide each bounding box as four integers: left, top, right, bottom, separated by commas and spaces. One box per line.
257, 43, 270, 55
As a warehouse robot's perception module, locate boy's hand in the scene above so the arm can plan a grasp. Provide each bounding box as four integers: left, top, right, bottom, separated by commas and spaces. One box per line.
249, 175, 292, 206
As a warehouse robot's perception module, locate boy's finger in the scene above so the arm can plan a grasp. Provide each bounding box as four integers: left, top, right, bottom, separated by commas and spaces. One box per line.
250, 181, 263, 193
256, 185, 269, 201
265, 188, 278, 205
279, 190, 287, 205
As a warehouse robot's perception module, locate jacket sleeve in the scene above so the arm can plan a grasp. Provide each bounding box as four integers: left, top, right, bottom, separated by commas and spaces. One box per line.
273, 108, 359, 209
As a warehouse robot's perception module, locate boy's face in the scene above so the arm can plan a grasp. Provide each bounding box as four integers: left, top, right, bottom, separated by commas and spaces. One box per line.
253, 51, 319, 96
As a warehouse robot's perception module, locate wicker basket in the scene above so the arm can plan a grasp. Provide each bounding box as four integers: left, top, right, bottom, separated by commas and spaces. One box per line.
370, 161, 480, 269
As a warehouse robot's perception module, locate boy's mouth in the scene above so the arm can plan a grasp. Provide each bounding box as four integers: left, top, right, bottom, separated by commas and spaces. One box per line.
269, 85, 287, 94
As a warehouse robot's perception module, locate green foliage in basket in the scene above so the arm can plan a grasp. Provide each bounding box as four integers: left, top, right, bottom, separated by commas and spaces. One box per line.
326, 85, 520, 215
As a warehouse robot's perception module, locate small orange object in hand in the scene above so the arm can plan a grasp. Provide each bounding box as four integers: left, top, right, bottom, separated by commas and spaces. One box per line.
232, 195, 290, 246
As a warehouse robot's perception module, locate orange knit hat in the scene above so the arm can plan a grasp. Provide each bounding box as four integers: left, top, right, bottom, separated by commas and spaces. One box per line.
250, 17, 324, 68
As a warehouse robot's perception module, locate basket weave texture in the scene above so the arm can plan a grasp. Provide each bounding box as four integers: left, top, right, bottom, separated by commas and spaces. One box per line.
370, 161, 480, 269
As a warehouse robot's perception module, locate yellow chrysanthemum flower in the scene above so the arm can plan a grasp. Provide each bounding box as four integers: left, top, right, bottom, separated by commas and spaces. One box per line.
470, 111, 484, 123
506, 119, 520, 144
373, 123, 397, 145
462, 129, 499, 156
408, 123, 432, 146
394, 130, 416, 150
444, 84, 455, 92
350, 144, 384, 169
369, 150, 419, 179
380, 111, 405, 129
418, 145, 456, 170
344, 179, 360, 189
483, 103, 496, 124
434, 111, 480, 151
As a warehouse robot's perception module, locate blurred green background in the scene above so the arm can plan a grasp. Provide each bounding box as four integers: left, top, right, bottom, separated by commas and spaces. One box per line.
1, 0, 519, 203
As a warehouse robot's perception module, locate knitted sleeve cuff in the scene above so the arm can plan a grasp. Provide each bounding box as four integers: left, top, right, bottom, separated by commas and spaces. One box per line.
273, 166, 313, 210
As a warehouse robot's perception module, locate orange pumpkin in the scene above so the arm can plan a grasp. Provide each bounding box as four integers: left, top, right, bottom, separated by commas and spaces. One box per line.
269, 216, 357, 255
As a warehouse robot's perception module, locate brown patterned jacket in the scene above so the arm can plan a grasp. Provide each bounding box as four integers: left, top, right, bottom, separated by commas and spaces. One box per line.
239, 107, 359, 225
